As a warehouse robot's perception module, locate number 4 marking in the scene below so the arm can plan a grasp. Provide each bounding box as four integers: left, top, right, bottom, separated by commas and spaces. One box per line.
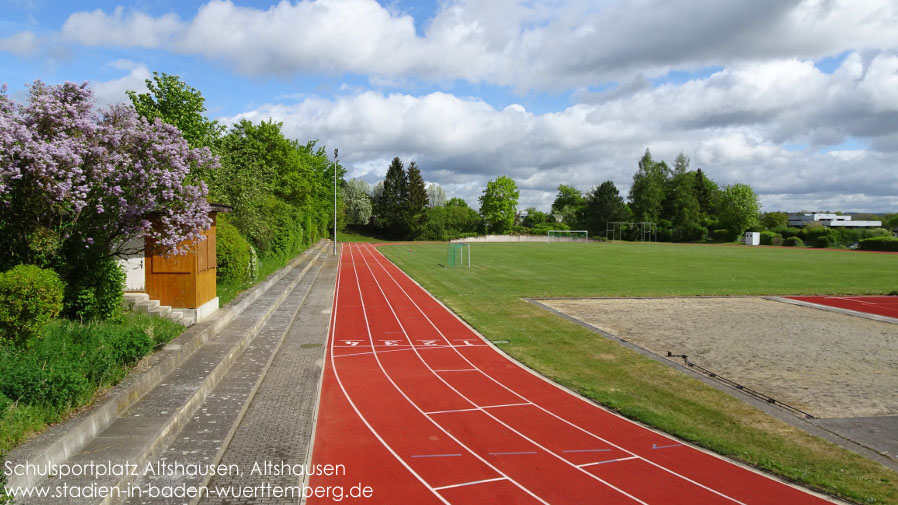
343, 340, 361, 347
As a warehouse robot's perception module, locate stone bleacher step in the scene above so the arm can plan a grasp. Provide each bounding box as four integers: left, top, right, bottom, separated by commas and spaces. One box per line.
16, 242, 330, 505
124, 251, 330, 504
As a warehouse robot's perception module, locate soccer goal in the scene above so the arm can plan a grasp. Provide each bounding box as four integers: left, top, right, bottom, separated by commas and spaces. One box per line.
447, 242, 470, 268
547, 230, 589, 243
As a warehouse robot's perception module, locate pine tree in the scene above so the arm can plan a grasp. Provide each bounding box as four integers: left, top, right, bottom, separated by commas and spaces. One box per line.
405, 161, 429, 239
585, 181, 629, 238
375, 157, 408, 237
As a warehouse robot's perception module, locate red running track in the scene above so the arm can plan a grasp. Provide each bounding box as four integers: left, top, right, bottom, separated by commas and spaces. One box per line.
308, 243, 835, 504
787, 295, 898, 320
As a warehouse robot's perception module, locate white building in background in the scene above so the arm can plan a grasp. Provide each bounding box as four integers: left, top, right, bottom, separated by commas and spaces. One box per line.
787, 213, 882, 228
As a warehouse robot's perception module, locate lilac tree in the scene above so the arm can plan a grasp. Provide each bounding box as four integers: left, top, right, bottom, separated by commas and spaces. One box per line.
0, 81, 216, 268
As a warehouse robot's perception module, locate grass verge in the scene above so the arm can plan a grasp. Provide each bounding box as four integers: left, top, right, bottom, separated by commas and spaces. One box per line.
0, 314, 183, 454
380, 241, 898, 505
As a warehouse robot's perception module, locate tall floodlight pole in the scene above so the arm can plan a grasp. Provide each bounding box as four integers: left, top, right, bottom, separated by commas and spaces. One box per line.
333, 148, 338, 255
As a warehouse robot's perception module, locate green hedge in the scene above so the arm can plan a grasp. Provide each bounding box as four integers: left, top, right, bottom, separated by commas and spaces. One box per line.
858, 236, 898, 252
217, 218, 253, 284
0, 265, 64, 347
759, 231, 783, 246
783, 236, 805, 247
63, 257, 125, 322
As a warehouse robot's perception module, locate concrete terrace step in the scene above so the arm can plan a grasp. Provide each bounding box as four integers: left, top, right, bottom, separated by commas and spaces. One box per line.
125, 293, 188, 326
6, 241, 332, 504
127, 248, 337, 505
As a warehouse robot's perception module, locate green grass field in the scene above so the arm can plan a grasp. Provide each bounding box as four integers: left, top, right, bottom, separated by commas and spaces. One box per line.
380, 241, 898, 505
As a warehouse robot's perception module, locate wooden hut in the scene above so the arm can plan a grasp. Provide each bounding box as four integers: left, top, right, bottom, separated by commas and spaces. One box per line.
121, 204, 231, 325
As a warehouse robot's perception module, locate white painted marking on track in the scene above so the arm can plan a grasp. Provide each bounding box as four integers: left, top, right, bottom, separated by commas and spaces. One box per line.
432, 369, 478, 372
579, 456, 639, 468
482, 402, 532, 409
325, 246, 452, 505
433, 477, 507, 491
424, 407, 481, 415
345, 244, 550, 505
354, 245, 646, 505
334, 347, 417, 358
361, 243, 751, 505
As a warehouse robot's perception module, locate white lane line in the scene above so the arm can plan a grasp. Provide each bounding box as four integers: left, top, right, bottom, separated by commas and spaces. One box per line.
482, 402, 532, 409
432, 369, 478, 372
433, 477, 507, 491
411, 453, 463, 458
359, 245, 650, 505
424, 402, 531, 415
579, 456, 639, 468
348, 245, 550, 505
334, 347, 416, 358
488, 451, 538, 456
326, 245, 451, 505
563, 449, 612, 453
424, 408, 481, 415
365, 245, 750, 505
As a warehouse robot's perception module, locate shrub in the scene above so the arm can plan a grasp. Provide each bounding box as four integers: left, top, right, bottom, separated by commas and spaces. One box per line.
711, 228, 732, 241
63, 257, 125, 322
0, 315, 181, 412
858, 236, 898, 252
673, 223, 708, 243
216, 218, 252, 284
814, 235, 832, 248
784, 236, 805, 247
759, 231, 777, 246
0, 265, 64, 347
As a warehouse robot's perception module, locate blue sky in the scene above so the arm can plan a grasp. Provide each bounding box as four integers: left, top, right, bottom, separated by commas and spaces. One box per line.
2, 0, 898, 212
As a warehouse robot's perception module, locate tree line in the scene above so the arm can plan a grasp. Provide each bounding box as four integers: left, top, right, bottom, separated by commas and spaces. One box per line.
345, 149, 763, 243
544, 149, 761, 242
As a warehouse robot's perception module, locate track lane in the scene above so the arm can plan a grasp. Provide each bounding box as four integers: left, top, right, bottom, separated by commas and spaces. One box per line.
360, 243, 837, 505
310, 243, 838, 505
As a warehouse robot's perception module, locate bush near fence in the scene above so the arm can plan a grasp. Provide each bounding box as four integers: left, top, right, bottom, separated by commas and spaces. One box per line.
858, 236, 898, 252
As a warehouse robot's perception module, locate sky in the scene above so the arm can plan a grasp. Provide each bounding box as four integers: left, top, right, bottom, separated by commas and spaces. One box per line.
2, 0, 897, 213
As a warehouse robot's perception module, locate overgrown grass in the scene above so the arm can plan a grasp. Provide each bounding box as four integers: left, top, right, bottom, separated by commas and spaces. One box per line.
380, 241, 898, 505
0, 314, 183, 454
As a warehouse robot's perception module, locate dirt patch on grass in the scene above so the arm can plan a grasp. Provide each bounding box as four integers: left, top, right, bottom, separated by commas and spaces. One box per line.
541, 297, 898, 419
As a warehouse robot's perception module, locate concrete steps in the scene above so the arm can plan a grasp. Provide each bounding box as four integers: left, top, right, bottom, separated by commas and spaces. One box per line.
6, 241, 335, 505
126, 247, 335, 504
124, 293, 185, 326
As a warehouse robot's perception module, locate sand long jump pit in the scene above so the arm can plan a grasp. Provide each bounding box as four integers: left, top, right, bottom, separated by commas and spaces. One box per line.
535, 296, 898, 461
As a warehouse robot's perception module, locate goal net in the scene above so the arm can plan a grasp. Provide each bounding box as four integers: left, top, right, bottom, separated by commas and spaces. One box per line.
547, 230, 589, 242
447, 243, 470, 267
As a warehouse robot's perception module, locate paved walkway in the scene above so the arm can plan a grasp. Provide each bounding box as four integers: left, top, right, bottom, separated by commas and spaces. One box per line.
6, 243, 337, 505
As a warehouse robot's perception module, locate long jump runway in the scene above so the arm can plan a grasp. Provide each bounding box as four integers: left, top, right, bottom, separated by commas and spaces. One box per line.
307, 243, 835, 504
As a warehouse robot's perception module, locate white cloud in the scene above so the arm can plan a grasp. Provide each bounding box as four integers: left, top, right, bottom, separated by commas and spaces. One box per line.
55, 0, 898, 90
62, 6, 184, 48
0, 31, 38, 57
89, 64, 151, 107
218, 57, 898, 212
